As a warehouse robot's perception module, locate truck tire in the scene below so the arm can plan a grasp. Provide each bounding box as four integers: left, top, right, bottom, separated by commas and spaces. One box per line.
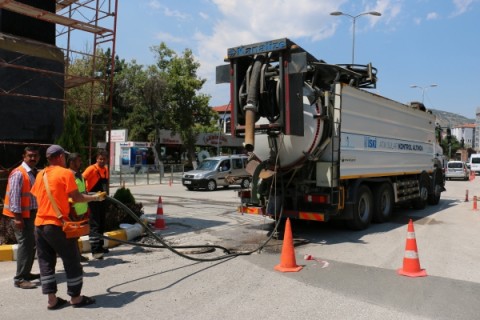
206, 180, 217, 191
347, 184, 373, 230
428, 170, 443, 205
413, 174, 429, 210
372, 183, 394, 223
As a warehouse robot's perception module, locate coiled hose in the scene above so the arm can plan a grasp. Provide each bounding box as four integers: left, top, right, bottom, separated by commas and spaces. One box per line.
96, 195, 284, 262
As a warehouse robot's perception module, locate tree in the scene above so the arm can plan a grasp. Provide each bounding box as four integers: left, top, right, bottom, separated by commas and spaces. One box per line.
441, 135, 461, 159
151, 43, 218, 165
56, 105, 87, 159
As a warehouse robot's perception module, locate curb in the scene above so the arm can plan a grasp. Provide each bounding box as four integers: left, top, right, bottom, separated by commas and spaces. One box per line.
0, 222, 146, 262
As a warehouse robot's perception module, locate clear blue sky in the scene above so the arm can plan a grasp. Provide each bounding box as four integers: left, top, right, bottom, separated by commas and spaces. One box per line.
115, 0, 480, 118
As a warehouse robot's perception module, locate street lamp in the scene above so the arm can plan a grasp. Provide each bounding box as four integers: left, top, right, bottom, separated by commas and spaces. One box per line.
330, 11, 382, 65
410, 84, 438, 104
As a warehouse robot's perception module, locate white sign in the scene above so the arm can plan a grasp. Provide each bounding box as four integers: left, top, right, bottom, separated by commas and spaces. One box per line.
107, 129, 128, 142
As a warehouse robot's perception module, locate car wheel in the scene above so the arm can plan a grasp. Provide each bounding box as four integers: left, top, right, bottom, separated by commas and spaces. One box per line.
241, 178, 250, 189
206, 180, 217, 191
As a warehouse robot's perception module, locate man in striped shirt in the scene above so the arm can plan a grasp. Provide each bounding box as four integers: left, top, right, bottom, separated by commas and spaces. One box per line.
2, 146, 40, 289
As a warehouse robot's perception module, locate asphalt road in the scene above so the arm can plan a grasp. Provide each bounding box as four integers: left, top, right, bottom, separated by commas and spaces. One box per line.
1, 178, 480, 319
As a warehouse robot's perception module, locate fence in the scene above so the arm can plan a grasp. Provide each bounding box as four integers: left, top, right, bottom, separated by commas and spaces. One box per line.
110, 163, 186, 187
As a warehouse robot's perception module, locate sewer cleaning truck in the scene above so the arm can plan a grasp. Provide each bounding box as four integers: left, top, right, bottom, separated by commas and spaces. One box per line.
216, 38, 445, 230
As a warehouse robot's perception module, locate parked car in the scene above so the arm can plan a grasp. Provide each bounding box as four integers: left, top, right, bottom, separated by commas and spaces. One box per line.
445, 161, 470, 181
182, 155, 251, 191
469, 154, 480, 175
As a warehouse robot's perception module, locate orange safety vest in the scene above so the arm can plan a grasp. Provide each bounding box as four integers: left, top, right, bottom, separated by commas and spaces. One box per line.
2, 166, 32, 218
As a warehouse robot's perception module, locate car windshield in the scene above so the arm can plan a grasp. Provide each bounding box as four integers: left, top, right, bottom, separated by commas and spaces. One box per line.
448, 163, 463, 169
197, 159, 219, 171
472, 158, 480, 164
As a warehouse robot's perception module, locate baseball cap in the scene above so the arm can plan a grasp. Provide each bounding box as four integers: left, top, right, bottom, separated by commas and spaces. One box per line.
46, 145, 70, 158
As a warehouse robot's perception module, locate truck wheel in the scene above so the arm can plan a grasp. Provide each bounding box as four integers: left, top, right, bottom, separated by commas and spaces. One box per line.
428, 170, 443, 205
347, 185, 373, 230
206, 180, 217, 191
413, 174, 429, 210
241, 178, 250, 189
372, 183, 394, 223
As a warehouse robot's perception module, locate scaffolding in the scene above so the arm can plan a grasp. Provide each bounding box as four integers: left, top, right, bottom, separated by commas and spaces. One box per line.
0, 0, 119, 161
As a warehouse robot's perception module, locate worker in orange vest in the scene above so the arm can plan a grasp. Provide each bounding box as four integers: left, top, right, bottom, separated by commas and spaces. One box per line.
3, 146, 40, 289
82, 149, 109, 259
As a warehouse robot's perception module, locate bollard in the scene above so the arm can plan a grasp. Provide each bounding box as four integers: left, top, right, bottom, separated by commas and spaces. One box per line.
465, 189, 469, 202
474, 196, 478, 211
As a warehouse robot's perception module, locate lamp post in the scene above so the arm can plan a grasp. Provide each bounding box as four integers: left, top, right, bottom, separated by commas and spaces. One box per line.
410, 84, 438, 104
330, 11, 381, 65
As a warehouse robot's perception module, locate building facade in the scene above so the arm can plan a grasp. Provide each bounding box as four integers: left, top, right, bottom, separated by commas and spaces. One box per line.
452, 123, 475, 149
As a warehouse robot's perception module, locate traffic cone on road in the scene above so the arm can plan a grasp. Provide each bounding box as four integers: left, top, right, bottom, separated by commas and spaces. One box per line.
397, 219, 427, 277
274, 218, 303, 273
154, 196, 167, 230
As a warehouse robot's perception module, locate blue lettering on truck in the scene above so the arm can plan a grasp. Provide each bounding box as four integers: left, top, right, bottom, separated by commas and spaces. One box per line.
365, 137, 377, 149
228, 39, 287, 58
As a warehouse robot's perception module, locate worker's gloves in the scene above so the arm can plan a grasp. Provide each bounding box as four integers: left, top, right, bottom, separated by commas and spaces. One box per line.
95, 191, 107, 202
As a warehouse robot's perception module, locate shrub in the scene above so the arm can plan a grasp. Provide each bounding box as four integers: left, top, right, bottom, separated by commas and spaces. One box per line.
105, 187, 143, 231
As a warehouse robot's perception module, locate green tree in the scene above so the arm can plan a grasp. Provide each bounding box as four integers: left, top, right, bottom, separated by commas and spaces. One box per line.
56, 105, 87, 158
151, 43, 218, 165
441, 135, 461, 159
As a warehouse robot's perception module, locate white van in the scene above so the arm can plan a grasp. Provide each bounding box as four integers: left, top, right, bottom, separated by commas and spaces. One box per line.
469, 154, 480, 175
182, 155, 251, 191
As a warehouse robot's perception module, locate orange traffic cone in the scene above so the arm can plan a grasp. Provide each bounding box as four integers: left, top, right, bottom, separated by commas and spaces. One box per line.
274, 218, 303, 272
154, 196, 167, 230
397, 219, 426, 277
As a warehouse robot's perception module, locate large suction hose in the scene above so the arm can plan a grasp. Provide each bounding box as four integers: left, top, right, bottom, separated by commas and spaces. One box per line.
244, 55, 265, 152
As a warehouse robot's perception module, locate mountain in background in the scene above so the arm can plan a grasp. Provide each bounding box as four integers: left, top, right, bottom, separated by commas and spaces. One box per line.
429, 109, 475, 128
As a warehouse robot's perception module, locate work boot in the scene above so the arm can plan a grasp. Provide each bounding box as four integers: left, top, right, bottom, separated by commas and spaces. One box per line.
14, 280, 37, 289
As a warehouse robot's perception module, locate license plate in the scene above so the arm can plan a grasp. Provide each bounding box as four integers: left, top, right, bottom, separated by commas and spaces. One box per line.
184, 180, 191, 185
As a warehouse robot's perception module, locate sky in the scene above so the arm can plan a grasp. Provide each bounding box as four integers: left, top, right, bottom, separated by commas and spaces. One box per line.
113, 0, 480, 119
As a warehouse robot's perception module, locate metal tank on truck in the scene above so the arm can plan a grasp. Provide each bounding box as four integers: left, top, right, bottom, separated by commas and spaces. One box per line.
216, 38, 445, 230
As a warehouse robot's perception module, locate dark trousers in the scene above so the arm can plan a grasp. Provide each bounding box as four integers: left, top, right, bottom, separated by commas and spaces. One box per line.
35, 224, 83, 297
12, 210, 36, 284
89, 201, 106, 254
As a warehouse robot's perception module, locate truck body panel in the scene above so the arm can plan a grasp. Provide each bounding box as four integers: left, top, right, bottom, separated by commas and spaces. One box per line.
336, 84, 436, 178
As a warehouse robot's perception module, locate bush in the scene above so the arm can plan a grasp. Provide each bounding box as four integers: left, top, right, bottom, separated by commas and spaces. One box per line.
105, 187, 143, 231
0, 214, 15, 245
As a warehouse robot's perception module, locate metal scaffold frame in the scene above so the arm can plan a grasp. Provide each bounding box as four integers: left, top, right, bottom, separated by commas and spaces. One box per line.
0, 0, 118, 161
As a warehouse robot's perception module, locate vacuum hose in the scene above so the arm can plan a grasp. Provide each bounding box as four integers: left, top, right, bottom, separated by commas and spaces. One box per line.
244, 55, 265, 152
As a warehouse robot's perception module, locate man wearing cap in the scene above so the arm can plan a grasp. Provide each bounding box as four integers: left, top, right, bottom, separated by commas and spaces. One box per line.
31, 145, 106, 310
3, 146, 40, 289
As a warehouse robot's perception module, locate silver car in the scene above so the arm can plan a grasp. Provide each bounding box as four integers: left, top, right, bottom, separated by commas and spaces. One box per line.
445, 161, 470, 181
182, 155, 251, 191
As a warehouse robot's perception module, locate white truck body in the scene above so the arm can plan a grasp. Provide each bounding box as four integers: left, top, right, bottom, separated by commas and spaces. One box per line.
331, 84, 436, 178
